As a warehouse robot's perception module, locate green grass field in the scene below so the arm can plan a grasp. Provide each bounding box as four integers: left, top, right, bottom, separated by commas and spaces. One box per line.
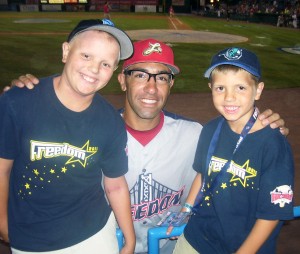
0, 12, 299, 94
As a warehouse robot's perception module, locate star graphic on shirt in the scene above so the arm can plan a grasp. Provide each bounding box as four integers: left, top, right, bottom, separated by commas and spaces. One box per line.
221, 183, 227, 189
230, 160, 256, 187
65, 141, 97, 167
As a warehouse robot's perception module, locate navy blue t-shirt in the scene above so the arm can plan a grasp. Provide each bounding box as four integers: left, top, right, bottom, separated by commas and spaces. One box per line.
0, 76, 128, 251
184, 116, 294, 254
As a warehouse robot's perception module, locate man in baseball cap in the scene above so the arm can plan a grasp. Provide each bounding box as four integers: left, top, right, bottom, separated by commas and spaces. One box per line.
117, 38, 201, 254
118, 38, 180, 130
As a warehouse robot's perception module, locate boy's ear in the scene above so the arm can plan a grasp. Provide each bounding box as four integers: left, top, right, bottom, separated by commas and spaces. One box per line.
255, 82, 264, 100
62, 42, 70, 63
118, 73, 127, 91
208, 83, 212, 89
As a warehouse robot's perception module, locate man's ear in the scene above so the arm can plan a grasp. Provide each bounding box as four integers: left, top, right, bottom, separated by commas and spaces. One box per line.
169, 79, 175, 89
62, 42, 70, 63
118, 73, 127, 91
255, 82, 264, 100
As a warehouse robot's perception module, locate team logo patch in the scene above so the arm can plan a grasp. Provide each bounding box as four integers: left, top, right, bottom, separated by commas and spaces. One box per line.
270, 185, 293, 208
143, 42, 162, 56
220, 47, 242, 60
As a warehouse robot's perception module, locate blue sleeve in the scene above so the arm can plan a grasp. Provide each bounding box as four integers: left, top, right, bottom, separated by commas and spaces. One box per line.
100, 111, 128, 178
0, 92, 19, 159
257, 130, 294, 220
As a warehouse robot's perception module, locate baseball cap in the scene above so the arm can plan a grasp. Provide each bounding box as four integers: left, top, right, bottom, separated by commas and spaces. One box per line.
204, 47, 261, 79
67, 19, 133, 60
123, 38, 180, 74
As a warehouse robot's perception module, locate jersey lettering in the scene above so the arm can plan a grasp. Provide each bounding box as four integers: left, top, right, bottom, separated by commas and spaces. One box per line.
130, 170, 184, 221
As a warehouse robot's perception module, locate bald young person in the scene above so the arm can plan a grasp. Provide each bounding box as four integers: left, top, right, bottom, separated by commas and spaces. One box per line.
0, 19, 135, 254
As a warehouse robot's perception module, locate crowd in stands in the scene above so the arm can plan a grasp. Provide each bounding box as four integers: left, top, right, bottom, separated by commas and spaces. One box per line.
212, 0, 299, 28
236, 0, 299, 27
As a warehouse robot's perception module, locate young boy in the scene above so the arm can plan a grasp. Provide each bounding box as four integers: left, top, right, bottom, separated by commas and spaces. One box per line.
0, 19, 135, 254
172, 47, 294, 254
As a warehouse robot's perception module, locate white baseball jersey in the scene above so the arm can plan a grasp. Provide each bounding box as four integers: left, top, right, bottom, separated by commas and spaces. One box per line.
124, 110, 202, 253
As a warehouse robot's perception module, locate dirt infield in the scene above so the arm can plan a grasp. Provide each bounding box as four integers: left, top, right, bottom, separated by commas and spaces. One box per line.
126, 17, 248, 43
126, 29, 248, 43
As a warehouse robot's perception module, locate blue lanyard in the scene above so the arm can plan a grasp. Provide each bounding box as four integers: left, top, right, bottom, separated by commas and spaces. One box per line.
193, 107, 259, 212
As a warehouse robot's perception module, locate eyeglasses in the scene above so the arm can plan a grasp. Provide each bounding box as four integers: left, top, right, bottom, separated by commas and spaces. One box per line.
123, 69, 174, 85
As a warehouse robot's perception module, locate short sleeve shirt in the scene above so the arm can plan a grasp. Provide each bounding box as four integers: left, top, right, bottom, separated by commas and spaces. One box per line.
0, 76, 128, 251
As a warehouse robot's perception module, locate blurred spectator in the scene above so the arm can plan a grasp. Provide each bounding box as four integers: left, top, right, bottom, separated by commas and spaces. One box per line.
103, 1, 111, 20
169, 5, 175, 18
277, 13, 284, 26
292, 12, 298, 28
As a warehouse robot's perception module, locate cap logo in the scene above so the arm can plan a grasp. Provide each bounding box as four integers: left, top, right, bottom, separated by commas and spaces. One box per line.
143, 42, 162, 56
220, 47, 242, 60
102, 19, 114, 26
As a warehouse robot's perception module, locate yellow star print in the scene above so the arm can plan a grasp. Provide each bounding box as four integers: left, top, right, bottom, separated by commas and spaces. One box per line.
230, 160, 257, 187
221, 183, 227, 189
66, 141, 97, 167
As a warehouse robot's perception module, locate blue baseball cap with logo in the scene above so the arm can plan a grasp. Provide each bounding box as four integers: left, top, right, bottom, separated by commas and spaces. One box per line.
204, 47, 261, 79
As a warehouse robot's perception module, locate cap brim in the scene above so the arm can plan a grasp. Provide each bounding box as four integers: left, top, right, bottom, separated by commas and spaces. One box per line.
81, 25, 133, 60
204, 62, 260, 78
166, 64, 180, 75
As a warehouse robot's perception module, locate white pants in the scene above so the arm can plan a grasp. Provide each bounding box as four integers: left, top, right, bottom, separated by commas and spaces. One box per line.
11, 212, 118, 254
173, 234, 199, 254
